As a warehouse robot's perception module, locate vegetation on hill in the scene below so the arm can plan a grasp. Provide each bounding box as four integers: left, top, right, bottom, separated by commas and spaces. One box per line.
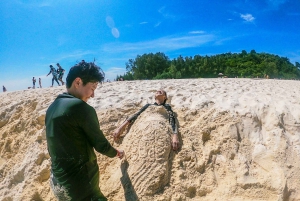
116, 50, 300, 80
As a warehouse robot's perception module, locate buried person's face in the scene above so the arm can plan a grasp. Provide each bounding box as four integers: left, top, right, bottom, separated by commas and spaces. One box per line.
155, 90, 167, 103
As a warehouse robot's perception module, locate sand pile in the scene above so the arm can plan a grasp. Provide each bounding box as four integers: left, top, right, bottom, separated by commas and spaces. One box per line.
0, 78, 300, 201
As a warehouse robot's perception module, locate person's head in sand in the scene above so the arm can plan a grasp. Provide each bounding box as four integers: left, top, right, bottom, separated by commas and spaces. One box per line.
66, 61, 105, 102
155, 89, 167, 105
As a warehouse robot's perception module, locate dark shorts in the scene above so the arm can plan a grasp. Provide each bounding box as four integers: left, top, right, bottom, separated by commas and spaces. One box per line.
50, 173, 107, 201
58, 73, 64, 80
50, 173, 72, 200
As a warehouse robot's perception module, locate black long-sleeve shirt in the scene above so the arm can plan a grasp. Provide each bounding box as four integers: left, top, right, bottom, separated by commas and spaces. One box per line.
45, 93, 116, 199
127, 102, 178, 134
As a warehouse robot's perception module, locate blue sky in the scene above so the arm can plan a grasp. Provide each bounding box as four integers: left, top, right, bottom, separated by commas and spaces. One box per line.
1, 0, 299, 92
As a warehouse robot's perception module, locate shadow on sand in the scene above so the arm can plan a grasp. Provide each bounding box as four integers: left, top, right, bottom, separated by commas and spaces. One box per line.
120, 160, 139, 201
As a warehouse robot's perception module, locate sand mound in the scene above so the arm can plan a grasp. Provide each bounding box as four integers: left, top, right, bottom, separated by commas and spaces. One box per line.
0, 78, 300, 201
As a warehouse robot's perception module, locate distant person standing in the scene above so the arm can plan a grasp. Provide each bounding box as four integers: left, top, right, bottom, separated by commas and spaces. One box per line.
56, 63, 65, 85
47, 65, 60, 87
39, 78, 42, 88
32, 77, 36, 89
3, 85, 7, 92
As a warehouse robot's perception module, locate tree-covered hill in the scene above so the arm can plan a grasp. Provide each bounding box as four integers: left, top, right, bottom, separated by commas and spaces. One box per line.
116, 50, 300, 80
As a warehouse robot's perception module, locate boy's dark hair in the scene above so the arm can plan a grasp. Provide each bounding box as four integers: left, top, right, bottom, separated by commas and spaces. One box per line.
66, 61, 105, 88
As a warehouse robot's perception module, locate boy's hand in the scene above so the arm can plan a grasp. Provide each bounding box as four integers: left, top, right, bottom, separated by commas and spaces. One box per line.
116, 150, 125, 159
172, 134, 180, 151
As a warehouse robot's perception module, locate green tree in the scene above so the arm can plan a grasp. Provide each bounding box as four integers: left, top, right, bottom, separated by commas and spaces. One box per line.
120, 50, 300, 80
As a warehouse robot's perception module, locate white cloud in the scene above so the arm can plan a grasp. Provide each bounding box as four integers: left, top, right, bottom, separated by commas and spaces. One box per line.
158, 6, 176, 19
154, 22, 161, 27
104, 67, 126, 81
189, 31, 205, 34
59, 50, 96, 60
140, 22, 148, 25
240, 13, 255, 22
102, 34, 215, 54
214, 37, 233, 46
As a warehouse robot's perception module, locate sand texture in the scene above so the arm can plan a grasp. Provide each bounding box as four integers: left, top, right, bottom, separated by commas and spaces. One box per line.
0, 78, 300, 201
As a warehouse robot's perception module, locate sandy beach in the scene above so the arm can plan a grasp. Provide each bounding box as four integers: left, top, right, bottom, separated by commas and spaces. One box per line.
0, 78, 300, 201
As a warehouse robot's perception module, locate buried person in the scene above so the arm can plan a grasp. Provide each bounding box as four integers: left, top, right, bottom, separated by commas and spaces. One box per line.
112, 89, 180, 196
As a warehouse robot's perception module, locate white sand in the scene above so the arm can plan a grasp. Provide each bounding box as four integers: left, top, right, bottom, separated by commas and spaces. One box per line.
0, 78, 300, 200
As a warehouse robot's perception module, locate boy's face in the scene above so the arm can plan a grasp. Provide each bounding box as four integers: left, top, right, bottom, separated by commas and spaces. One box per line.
75, 78, 98, 102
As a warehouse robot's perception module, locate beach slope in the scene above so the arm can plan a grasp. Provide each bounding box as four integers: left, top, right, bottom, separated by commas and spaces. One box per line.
0, 78, 300, 200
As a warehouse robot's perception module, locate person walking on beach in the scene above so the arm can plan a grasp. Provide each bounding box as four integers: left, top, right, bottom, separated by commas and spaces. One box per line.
56, 63, 65, 85
46, 65, 60, 87
46, 61, 124, 201
2, 85, 7, 92
39, 78, 42, 88
32, 77, 36, 89
113, 89, 180, 151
